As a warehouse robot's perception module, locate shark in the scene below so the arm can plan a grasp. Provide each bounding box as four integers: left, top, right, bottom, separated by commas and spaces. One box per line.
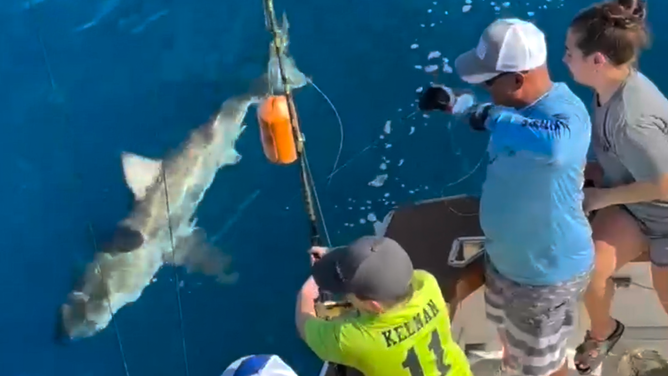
59, 23, 307, 340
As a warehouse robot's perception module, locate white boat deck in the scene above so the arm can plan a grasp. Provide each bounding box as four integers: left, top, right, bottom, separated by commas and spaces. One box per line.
451, 262, 668, 376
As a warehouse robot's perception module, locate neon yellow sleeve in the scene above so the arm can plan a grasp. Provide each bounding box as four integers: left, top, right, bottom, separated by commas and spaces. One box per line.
303, 317, 355, 366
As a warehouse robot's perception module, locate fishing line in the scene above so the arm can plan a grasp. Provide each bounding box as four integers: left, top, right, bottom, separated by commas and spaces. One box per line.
32, 5, 128, 373
322, 102, 421, 184
37, 32, 57, 93
325, 140, 380, 182
401, 110, 418, 120
262, 2, 344, 375
303, 78, 345, 189
87, 223, 131, 376
30, 4, 65, 104
277, 137, 382, 217
439, 148, 486, 195
327, 105, 485, 191
263, 0, 324, 248
160, 169, 191, 376
280, 110, 483, 213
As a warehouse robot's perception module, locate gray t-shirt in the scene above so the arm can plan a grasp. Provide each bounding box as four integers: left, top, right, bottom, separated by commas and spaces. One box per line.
592, 71, 668, 237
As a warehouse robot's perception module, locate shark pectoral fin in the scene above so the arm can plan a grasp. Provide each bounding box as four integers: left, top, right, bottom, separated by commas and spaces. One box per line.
121, 152, 162, 200
170, 229, 239, 284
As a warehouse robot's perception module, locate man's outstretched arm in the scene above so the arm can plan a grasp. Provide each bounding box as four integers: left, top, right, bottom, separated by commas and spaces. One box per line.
468, 104, 584, 161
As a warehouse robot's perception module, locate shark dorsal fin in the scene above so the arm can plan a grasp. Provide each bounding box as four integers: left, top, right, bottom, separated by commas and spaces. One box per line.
121, 152, 162, 200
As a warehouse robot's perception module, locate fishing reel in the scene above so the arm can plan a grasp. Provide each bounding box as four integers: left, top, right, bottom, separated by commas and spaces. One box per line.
315, 300, 355, 320
418, 84, 477, 115
314, 290, 354, 320
418, 84, 456, 112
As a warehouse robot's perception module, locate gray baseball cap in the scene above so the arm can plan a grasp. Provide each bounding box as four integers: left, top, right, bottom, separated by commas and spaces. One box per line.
311, 236, 414, 301
455, 18, 547, 84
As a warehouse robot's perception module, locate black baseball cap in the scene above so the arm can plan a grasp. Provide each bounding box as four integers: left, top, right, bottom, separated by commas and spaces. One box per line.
311, 236, 414, 301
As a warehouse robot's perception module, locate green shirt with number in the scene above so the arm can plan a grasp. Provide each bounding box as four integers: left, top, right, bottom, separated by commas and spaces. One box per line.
303, 270, 472, 376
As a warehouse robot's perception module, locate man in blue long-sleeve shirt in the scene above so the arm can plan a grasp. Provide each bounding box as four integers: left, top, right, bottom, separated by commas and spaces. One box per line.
420, 19, 593, 376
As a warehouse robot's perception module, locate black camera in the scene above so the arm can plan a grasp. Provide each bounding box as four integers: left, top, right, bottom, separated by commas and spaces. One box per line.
418, 85, 455, 112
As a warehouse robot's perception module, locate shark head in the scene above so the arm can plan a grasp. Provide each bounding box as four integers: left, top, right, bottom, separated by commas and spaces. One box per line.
59, 291, 111, 340
57, 154, 157, 341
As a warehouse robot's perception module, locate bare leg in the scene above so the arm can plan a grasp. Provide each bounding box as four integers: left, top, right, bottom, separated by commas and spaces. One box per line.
574, 206, 648, 374
586, 206, 647, 340
497, 328, 509, 369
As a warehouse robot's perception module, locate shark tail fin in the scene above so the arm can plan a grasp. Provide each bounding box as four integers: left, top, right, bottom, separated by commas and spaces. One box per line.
169, 229, 238, 284
266, 14, 307, 95
267, 54, 307, 95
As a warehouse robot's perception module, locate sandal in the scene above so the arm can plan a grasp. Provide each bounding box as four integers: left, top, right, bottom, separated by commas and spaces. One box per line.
574, 319, 626, 375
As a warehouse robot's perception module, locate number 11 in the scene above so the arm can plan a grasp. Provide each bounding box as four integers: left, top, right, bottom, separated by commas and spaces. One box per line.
402, 330, 451, 375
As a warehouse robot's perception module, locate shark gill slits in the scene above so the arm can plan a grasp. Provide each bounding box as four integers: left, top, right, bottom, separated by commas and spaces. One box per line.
111, 225, 144, 253
257, 95, 298, 165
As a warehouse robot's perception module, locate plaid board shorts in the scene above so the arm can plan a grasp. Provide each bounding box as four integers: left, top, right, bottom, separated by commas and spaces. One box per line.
484, 262, 590, 376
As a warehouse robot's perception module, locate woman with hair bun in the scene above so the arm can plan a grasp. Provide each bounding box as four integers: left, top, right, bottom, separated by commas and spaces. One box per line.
564, 0, 668, 374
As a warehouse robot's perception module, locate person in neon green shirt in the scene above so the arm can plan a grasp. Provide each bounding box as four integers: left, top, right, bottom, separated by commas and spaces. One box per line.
295, 236, 472, 376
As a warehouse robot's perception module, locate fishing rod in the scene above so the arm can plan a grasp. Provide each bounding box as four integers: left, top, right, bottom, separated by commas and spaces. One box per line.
259, 1, 348, 375
261, 0, 321, 248
259, 0, 341, 300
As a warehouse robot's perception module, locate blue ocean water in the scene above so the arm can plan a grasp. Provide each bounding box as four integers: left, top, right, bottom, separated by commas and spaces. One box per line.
1, 0, 666, 375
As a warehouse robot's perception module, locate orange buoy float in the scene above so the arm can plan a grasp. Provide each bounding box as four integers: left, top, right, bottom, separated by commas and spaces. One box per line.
257, 95, 299, 165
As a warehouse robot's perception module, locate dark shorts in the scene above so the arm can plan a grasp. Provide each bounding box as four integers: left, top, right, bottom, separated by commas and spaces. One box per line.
484, 262, 590, 376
